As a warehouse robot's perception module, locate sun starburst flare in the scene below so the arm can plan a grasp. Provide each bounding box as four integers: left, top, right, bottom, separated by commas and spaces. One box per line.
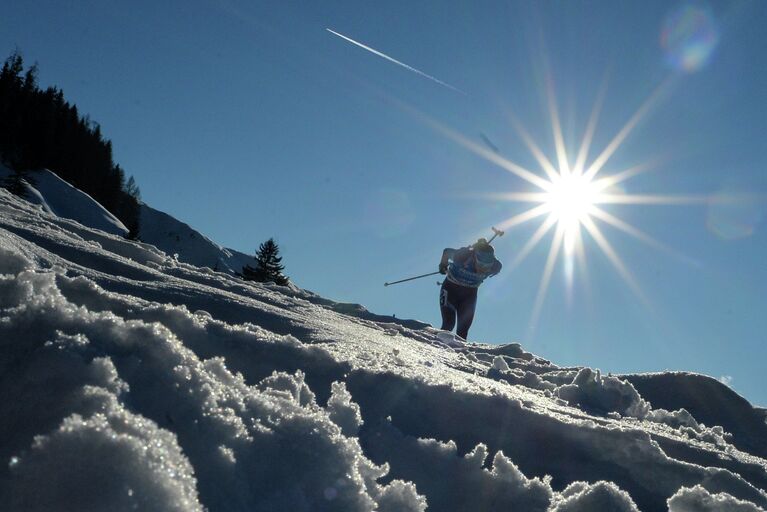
431, 75, 739, 335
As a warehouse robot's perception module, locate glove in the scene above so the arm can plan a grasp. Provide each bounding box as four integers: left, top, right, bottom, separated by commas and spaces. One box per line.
439, 262, 448, 275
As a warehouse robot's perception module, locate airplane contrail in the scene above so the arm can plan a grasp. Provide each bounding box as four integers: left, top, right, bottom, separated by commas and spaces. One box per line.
326, 28, 465, 95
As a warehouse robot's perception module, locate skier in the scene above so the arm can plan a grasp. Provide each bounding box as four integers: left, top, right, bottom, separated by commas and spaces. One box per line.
438, 238, 502, 340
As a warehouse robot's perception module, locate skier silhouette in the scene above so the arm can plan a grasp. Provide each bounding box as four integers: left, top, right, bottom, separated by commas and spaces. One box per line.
438, 238, 502, 340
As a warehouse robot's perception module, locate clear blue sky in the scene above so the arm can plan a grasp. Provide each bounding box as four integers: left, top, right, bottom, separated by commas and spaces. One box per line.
3, 1, 766, 405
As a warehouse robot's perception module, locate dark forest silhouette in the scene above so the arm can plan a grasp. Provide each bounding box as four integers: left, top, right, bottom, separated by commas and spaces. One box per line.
0, 51, 141, 238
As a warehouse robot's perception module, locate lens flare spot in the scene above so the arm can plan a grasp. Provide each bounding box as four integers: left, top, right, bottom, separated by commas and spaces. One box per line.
706, 189, 762, 240
364, 188, 416, 238
661, 4, 719, 72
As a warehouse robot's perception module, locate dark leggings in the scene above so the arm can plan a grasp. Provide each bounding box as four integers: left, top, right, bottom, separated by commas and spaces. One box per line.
440, 280, 478, 340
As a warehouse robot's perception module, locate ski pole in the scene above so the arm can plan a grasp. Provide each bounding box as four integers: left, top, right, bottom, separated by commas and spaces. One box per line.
384, 271, 441, 287
386, 227, 505, 287
487, 226, 505, 244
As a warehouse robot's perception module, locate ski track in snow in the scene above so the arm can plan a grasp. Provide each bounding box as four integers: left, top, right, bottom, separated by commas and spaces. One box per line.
1, 186, 767, 512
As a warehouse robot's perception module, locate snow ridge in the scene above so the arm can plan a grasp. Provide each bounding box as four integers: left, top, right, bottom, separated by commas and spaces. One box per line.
0, 166, 128, 236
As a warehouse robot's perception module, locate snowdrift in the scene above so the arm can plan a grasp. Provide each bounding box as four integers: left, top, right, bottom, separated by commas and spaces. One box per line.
0, 166, 128, 236
0, 165, 253, 274
1, 186, 766, 512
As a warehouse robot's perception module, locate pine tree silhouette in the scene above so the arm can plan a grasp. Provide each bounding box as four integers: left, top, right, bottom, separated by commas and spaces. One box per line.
2, 168, 29, 198
242, 238, 289, 285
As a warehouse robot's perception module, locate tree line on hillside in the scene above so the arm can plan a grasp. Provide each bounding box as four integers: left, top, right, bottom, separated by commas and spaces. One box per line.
0, 50, 291, 285
0, 51, 141, 238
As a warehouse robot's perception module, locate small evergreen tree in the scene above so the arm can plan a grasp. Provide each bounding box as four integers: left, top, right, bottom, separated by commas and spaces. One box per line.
242, 238, 289, 286
120, 173, 142, 240
2, 167, 29, 198
125, 175, 141, 201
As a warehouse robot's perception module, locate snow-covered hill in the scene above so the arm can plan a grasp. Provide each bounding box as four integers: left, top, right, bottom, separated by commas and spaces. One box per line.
137, 201, 253, 275
1, 186, 767, 511
0, 166, 254, 275
0, 166, 128, 237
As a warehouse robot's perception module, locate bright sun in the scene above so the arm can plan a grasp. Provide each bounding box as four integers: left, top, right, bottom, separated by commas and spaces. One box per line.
546, 173, 598, 222
424, 73, 714, 333
544, 172, 601, 251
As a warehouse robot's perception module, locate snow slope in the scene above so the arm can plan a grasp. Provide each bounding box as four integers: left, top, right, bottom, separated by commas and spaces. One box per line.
0, 165, 128, 236
137, 202, 253, 275
0, 165, 254, 274
1, 186, 767, 511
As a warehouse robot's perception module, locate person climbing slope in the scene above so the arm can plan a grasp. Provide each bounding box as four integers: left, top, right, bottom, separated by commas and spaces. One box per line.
438, 238, 502, 340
